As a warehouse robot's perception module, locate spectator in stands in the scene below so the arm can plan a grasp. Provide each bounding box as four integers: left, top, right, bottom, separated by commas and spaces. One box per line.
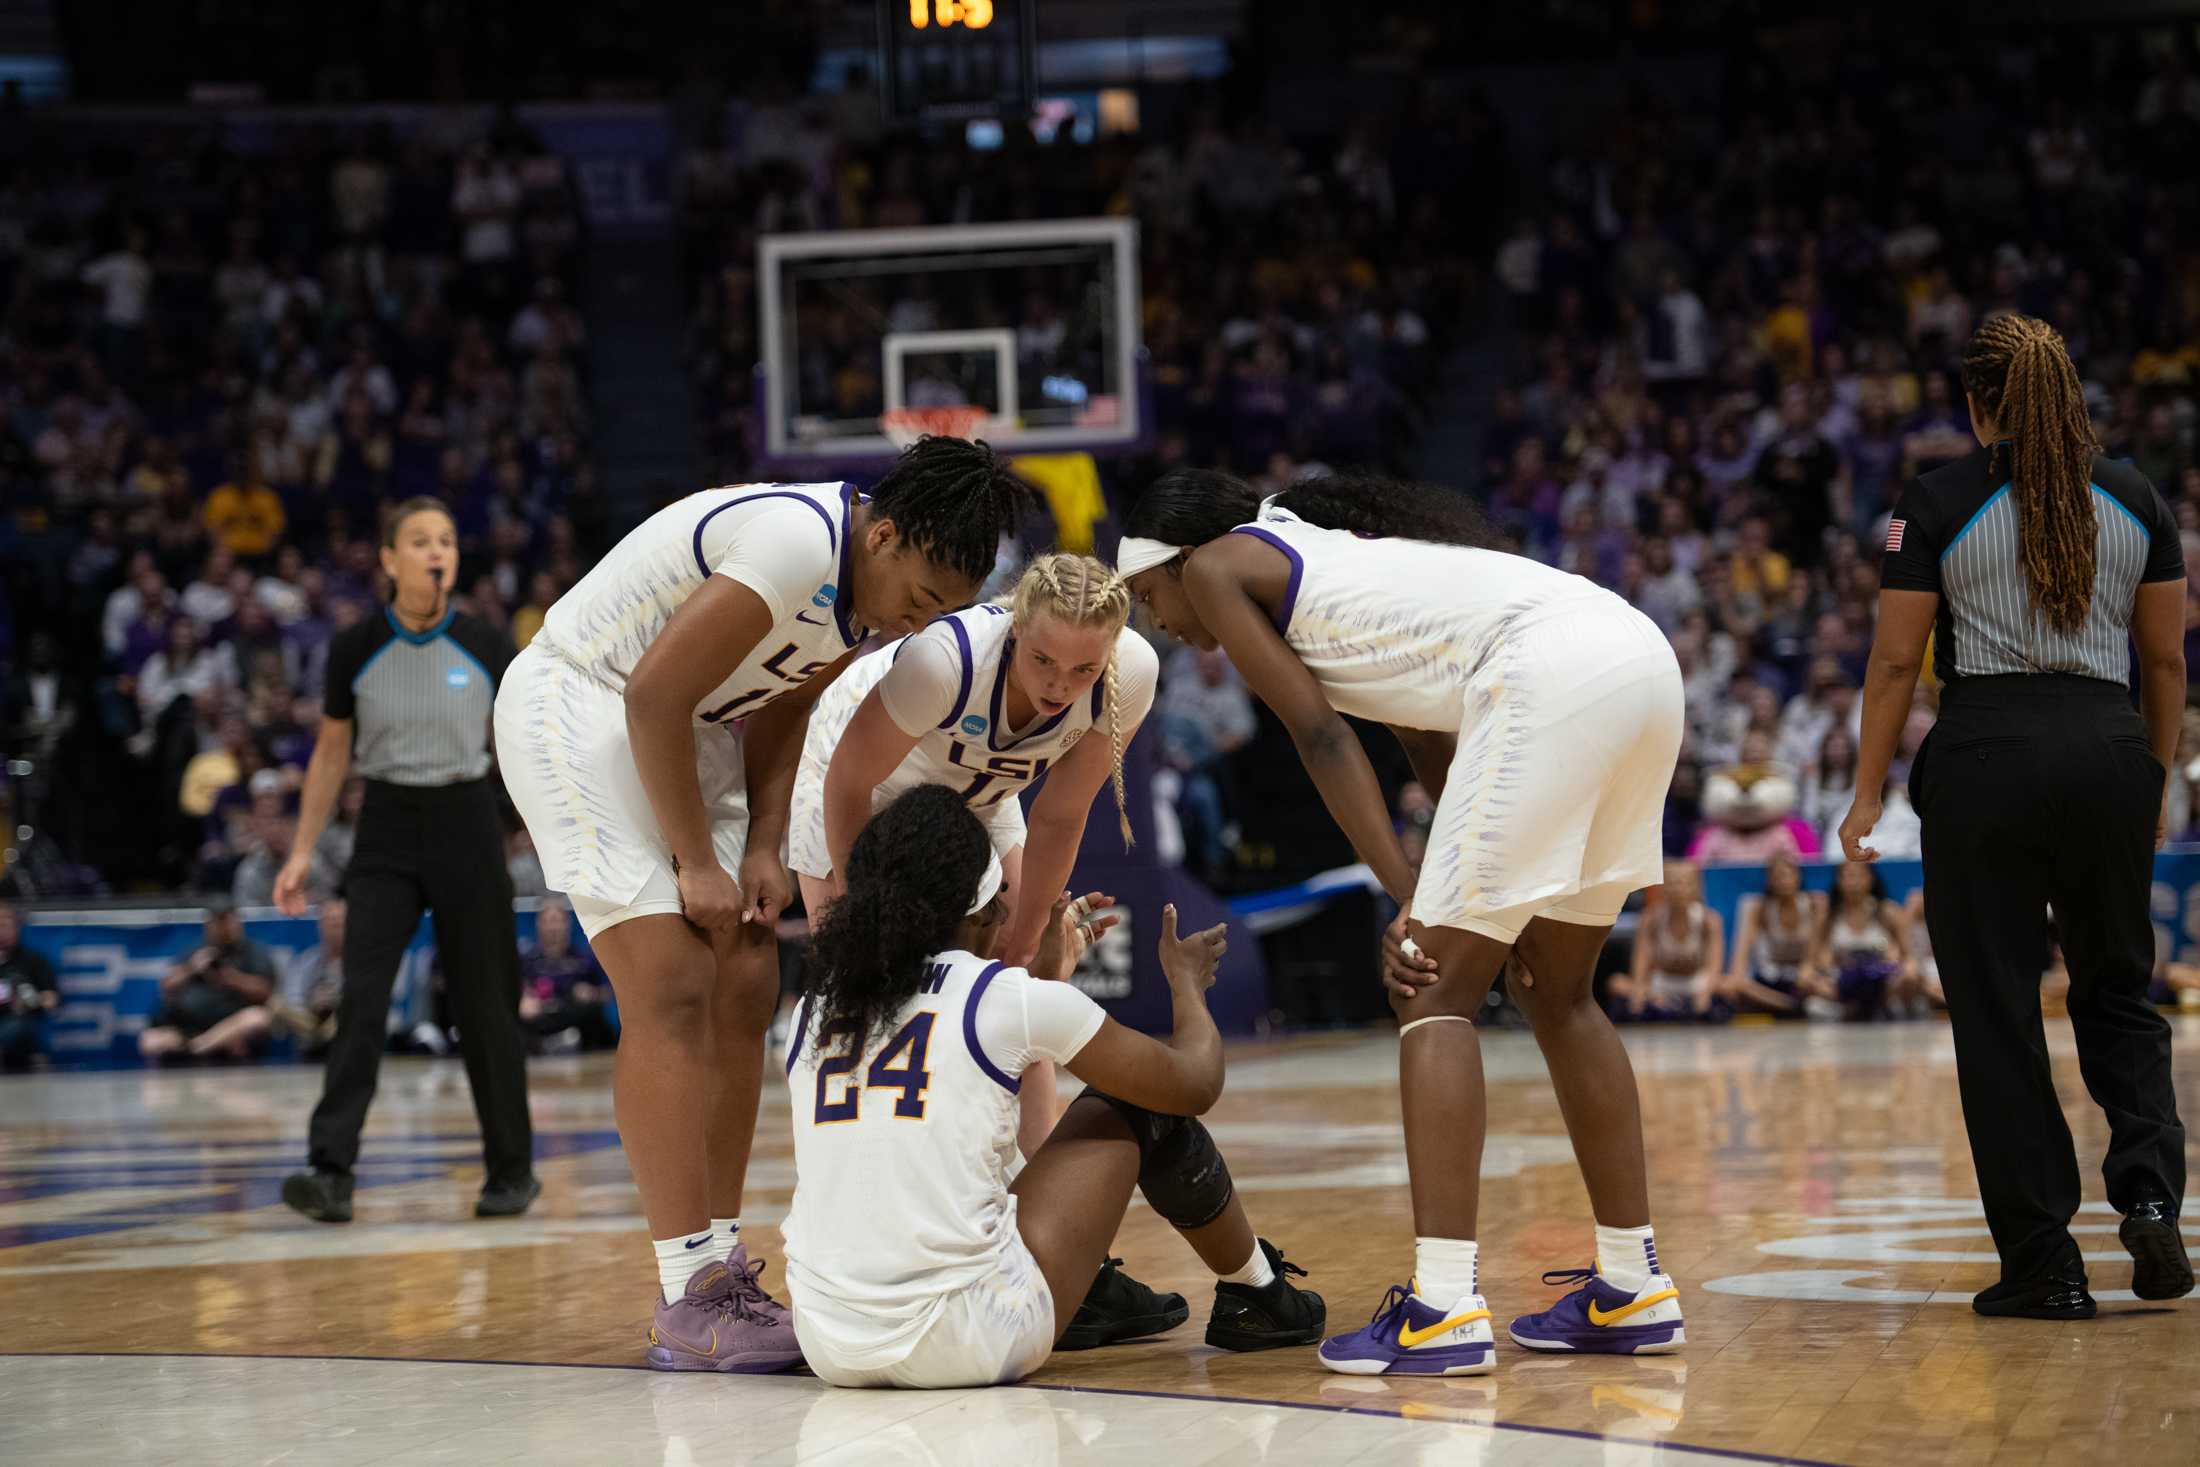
139, 898, 277, 1060
1158, 648, 1255, 877
518, 901, 614, 1053
1803, 862, 1912, 1022
203, 448, 288, 562
232, 788, 336, 908
272, 896, 344, 1055
1723, 851, 1820, 1016
136, 616, 235, 726
1613, 860, 1725, 1021
0, 900, 61, 1067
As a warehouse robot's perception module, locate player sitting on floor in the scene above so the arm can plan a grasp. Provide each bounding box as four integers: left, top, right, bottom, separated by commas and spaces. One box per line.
780, 784, 1325, 1388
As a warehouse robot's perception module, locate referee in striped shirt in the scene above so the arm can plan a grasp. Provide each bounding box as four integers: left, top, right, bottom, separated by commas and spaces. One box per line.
276, 496, 537, 1222
1842, 315, 2190, 1319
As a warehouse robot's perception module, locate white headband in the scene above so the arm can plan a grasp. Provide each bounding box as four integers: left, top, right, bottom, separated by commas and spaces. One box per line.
1115, 536, 1183, 579
967, 846, 1005, 916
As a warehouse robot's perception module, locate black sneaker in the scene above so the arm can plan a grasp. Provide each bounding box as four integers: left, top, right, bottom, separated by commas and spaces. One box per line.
281, 1168, 354, 1223
1055, 1257, 1188, 1350
1206, 1239, 1326, 1351
476, 1175, 542, 1218
1972, 1272, 2096, 1320
2120, 1197, 2194, 1301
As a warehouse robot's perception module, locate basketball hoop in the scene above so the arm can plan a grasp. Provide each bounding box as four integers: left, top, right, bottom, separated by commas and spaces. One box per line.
880, 405, 1002, 450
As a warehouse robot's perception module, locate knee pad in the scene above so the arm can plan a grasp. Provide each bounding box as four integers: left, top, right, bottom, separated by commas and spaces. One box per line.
1084, 1089, 1236, 1231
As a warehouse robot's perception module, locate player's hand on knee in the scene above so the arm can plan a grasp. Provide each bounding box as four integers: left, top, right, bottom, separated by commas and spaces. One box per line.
1158, 904, 1227, 992
1382, 906, 1440, 999
738, 851, 793, 926
676, 860, 746, 935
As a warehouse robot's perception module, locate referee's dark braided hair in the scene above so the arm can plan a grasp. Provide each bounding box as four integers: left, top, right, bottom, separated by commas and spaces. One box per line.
1961, 313, 2100, 636
868, 435, 1036, 584
1128, 467, 1503, 552
806, 785, 992, 1057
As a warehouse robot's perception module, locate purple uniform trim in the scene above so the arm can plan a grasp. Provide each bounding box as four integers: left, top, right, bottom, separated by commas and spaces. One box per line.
690, 487, 840, 581
961, 961, 1019, 1094
987, 637, 1073, 751
937, 614, 978, 730
1226, 525, 1304, 633
783, 996, 808, 1076
831, 485, 862, 643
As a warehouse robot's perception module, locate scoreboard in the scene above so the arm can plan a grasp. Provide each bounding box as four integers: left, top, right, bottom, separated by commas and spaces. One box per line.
876, 0, 1037, 122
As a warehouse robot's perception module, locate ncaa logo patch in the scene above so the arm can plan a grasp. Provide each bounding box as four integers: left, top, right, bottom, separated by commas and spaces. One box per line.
960, 715, 989, 737
446, 669, 470, 688
812, 584, 838, 608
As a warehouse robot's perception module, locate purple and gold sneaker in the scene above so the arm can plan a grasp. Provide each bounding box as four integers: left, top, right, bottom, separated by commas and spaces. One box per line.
1508, 1268, 1684, 1354
1317, 1284, 1495, 1376
645, 1260, 803, 1374
713, 1240, 794, 1329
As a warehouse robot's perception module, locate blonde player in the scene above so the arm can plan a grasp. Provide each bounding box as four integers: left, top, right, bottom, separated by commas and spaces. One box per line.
495, 437, 1029, 1372
790, 554, 1151, 1108
788, 552, 1176, 1348
1120, 469, 1687, 1375
783, 785, 1324, 1387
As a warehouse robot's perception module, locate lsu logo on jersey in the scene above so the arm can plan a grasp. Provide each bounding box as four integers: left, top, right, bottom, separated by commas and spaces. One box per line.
960, 714, 988, 737
812, 584, 838, 608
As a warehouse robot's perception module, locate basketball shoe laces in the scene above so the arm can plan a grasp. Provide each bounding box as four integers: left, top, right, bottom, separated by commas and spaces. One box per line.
720, 1253, 777, 1323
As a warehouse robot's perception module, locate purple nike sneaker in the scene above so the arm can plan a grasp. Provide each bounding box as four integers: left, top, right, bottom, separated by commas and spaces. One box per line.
1508, 1268, 1684, 1354
1317, 1283, 1495, 1376
645, 1260, 803, 1373
712, 1240, 794, 1329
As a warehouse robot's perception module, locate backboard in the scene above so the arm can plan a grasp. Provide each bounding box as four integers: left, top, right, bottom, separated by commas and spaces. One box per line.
757, 217, 1143, 470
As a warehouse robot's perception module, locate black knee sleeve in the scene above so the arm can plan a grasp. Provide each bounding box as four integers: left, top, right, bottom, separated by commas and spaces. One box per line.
1083, 1089, 1236, 1231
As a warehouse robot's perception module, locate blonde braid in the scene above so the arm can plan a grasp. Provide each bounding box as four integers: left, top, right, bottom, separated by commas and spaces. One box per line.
1104, 651, 1132, 848
1010, 551, 1136, 848
1961, 313, 2100, 636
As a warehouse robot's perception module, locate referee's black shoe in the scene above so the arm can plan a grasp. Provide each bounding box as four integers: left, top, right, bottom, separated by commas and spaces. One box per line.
476, 1174, 542, 1218
1972, 1242, 2096, 1320
281, 1168, 353, 1224
2120, 1197, 2194, 1301
1056, 1258, 1188, 1350
1206, 1239, 1327, 1351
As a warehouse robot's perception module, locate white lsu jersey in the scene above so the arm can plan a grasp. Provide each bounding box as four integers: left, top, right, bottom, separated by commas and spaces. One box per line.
531, 481, 866, 725
1234, 502, 1628, 732
785, 604, 1158, 877
781, 948, 1106, 1371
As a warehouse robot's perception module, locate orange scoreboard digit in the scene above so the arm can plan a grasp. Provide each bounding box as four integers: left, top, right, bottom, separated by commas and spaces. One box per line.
877, 0, 1035, 122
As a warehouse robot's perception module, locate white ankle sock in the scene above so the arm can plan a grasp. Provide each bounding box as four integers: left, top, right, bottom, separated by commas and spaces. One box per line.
654, 1231, 719, 1304
713, 1216, 740, 1262
1414, 1236, 1478, 1304
1595, 1223, 1658, 1293
1219, 1241, 1275, 1289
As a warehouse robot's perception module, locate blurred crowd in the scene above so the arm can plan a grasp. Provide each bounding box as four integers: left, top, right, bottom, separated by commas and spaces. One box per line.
0, 113, 607, 899
1149, 33, 2200, 896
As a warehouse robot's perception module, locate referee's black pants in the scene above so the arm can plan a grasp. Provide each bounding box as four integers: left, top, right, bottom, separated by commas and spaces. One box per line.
308, 778, 534, 1186
1916, 675, 2185, 1282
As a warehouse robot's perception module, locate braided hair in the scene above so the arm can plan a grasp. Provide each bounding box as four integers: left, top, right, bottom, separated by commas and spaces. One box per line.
1126, 468, 1502, 551
868, 435, 1036, 584
1960, 313, 2100, 636
806, 784, 992, 1056
1010, 553, 1136, 847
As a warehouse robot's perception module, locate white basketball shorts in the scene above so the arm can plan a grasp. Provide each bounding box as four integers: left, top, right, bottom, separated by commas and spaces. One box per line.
494, 642, 750, 939
1412, 601, 1684, 944
795, 1230, 1056, 1389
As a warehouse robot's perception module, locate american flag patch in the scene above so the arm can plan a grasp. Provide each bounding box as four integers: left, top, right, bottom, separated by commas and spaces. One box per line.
1885, 519, 1906, 553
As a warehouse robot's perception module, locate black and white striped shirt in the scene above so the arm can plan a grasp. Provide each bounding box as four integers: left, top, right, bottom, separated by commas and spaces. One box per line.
323, 608, 511, 784
1881, 449, 2183, 685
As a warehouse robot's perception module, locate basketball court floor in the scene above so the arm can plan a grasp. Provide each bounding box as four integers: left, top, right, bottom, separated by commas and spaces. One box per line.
3, 1020, 2195, 1465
